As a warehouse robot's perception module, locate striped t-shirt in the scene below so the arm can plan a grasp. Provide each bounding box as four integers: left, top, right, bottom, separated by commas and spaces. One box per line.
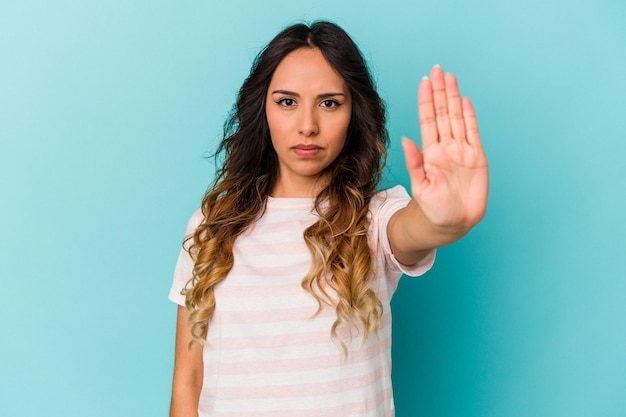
169, 185, 435, 417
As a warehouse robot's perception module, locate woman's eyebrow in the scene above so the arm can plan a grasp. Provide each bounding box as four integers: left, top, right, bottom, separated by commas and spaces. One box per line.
271, 90, 346, 99
318, 92, 346, 99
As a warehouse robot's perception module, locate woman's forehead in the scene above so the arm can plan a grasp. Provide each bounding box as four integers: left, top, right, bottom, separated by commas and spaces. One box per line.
268, 48, 348, 94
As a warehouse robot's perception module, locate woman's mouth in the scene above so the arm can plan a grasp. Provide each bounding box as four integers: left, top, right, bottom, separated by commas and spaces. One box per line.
293, 145, 322, 158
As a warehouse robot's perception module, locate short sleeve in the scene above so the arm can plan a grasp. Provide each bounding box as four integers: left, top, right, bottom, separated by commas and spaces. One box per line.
168, 209, 204, 306
369, 185, 436, 279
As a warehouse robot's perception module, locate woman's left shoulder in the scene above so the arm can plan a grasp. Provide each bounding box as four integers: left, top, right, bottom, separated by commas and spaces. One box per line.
368, 185, 413, 226
371, 185, 411, 208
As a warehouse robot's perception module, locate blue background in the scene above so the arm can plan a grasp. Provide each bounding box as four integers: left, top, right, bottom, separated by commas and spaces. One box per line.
1, 1, 625, 416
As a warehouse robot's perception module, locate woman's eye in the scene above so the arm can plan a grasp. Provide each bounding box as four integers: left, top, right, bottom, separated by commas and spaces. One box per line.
321, 99, 339, 108
277, 98, 295, 107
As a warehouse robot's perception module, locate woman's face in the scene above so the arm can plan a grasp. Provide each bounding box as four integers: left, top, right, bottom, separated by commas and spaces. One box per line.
265, 47, 352, 197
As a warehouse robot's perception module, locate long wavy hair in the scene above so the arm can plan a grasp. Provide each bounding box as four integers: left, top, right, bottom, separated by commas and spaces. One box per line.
183, 21, 389, 352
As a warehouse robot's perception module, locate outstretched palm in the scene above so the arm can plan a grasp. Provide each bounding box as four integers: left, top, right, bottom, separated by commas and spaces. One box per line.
402, 65, 489, 232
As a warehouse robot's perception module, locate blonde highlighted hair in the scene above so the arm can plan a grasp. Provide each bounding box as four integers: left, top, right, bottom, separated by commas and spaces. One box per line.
183, 21, 389, 352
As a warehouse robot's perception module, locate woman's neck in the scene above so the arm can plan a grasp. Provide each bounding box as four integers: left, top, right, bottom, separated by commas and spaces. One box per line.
270, 173, 329, 198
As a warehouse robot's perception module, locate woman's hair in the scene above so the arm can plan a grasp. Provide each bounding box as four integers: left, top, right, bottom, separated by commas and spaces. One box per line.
183, 21, 389, 352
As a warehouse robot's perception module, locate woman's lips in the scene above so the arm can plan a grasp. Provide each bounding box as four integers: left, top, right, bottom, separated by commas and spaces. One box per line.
293, 144, 322, 158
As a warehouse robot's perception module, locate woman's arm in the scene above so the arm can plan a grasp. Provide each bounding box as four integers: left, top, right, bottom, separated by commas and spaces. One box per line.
388, 65, 489, 265
170, 305, 203, 417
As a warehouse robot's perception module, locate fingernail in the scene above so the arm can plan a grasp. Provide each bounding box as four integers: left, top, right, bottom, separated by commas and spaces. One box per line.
421, 75, 429, 81
433, 64, 441, 68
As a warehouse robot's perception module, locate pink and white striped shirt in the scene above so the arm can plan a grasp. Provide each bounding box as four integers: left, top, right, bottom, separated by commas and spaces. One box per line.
169, 185, 435, 417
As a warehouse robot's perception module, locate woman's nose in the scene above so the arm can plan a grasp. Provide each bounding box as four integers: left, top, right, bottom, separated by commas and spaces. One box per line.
298, 107, 319, 137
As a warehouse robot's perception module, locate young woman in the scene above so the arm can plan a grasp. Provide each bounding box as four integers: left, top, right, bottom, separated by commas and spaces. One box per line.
169, 21, 488, 417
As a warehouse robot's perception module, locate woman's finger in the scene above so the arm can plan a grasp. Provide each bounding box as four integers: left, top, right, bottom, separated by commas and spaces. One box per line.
417, 76, 438, 149
401, 136, 426, 191
430, 65, 452, 141
445, 72, 466, 141
462, 97, 481, 146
